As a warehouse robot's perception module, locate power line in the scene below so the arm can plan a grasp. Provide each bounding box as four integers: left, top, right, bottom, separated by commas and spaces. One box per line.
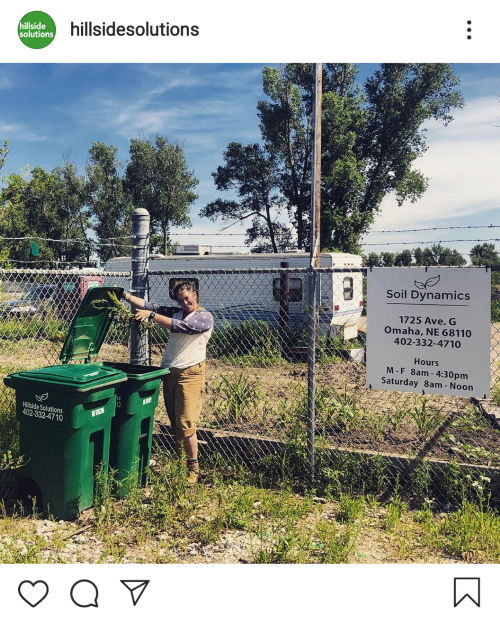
0, 259, 98, 265
367, 225, 500, 234
169, 232, 247, 236
0, 236, 134, 250
361, 238, 500, 246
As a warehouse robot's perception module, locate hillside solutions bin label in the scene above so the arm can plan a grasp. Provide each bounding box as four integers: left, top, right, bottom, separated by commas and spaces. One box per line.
366, 268, 491, 398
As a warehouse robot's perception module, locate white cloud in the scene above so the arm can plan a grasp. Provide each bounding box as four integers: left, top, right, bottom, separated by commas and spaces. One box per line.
0, 71, 15, 91
361, 95, 500, 259
0, 121, 47, 143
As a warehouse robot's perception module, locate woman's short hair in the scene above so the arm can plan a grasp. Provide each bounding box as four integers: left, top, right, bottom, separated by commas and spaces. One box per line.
174, 281, 198, 301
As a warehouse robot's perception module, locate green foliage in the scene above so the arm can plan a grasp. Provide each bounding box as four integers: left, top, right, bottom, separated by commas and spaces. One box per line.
365, 252, 380, 267
212, 373, 261, 424
208, 319, 282, 362
0, 162, 89, 263
0, 316, 67, 341
470, 243, 499, 266
313, 384, 363, 432
206, 64, 463, 253
92, 291, 157, 339
385, 490, 408, 531
336, 494, 366, 523
491, 301, 500, 323
0, 139, 9, 173
319, 451, 392, 497
408, 397, 444, 440
125, 135, 198, 255
367, 244, 466, 268
407, 458, 432, 508
200, 143, 285, 253
86, 142, 133, 262
0, 386, 19, 460
257, 64, 464, 252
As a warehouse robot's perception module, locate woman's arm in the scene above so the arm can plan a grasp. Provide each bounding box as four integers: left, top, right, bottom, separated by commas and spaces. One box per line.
134, 308, 173, 329
122, 291, 146, 310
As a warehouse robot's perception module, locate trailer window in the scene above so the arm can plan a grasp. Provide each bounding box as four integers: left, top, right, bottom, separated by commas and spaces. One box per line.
169, 278, 199, 300
273, 277, 303, 302
343, 277, 353, 301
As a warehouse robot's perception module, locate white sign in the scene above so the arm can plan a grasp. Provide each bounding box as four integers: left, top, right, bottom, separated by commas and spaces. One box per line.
366, 268, 491, 398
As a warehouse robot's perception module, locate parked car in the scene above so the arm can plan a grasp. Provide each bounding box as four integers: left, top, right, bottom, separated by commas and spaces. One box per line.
0, 285, 57, 317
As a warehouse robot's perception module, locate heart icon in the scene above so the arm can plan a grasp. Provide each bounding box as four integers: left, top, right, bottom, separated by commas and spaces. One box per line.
18, 581, 49, 607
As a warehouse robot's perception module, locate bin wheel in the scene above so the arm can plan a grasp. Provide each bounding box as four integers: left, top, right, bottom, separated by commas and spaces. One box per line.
17, 476, 43, 514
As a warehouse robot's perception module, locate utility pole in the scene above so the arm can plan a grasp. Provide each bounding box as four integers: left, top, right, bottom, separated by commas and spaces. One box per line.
311, 63, 322, 269
307, 63, 322, 485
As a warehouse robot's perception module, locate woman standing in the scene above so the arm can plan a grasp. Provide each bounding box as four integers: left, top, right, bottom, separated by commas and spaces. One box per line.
122, 282, 213, 485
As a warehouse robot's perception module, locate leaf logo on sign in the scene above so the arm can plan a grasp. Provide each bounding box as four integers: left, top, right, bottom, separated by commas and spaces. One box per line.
414, 275, 440, 290
35, 393, 49, 402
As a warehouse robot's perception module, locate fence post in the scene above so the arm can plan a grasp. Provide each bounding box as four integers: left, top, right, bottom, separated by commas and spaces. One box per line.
307, 267, 317, 485
129, 207, 150, 365
279, 261, 290, 341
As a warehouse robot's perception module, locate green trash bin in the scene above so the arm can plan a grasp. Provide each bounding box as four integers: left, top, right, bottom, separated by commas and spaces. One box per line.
102, 362, 169, 497
3, 285, 127, 520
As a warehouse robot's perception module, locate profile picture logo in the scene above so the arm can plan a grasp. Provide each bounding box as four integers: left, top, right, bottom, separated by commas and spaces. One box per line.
18, 11, 56, 49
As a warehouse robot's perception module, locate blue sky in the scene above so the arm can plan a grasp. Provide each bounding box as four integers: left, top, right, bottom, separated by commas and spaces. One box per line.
1, 63, 499, 260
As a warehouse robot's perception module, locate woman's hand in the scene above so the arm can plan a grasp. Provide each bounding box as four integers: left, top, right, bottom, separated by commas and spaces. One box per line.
134, 309, 152, 322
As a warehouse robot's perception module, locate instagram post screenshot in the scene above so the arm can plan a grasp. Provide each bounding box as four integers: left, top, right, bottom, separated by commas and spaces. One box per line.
0, 2, 499, 617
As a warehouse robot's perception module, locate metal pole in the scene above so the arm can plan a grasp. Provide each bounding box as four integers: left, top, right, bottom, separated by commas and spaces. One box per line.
129, 207, 150, 365
306, 267, 317, 484
307, 63, 322, 485
279, 261, 290, 341
311, 63, 322, 270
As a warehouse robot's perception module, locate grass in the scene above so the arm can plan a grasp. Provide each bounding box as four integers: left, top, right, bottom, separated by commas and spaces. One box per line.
4, 455, 500, 564
211, 373, 263, 424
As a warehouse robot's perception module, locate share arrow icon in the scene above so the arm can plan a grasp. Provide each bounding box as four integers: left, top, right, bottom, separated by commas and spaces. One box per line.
120, 580, 150, 606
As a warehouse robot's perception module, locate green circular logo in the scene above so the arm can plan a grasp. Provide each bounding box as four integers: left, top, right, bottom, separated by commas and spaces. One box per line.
18, 11, 56, 49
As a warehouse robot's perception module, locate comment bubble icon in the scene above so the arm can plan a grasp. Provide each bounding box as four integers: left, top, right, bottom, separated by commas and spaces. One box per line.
70, 580, 99, 608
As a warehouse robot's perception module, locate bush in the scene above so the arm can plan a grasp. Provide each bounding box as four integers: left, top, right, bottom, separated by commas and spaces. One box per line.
208, 319, 282, 360
491, 301, 500, 323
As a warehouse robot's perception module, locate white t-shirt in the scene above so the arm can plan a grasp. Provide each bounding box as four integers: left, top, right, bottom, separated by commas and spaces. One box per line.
144, 304, 213, 369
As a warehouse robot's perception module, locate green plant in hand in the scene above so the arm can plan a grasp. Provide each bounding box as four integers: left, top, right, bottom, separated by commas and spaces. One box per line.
91, 291, 156, 333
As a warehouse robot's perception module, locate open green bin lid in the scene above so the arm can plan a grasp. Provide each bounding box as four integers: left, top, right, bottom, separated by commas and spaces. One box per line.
59, 285, 125, 364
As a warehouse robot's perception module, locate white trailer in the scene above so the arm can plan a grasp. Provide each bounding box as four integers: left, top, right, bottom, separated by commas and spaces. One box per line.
104, 251, 364, 340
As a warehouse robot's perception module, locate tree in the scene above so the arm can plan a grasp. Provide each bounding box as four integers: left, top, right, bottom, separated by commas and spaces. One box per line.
0, 140, 9, 173
125, 135, 198, 255
209, 64, 463, 253
324, 64, 463, 252
365, 252, 381, 267
0, 164, 88, 263
380, 251, 395, 267
413, 247, 424, 266
200, 143, 284, 253
394, 249, 413, 266
85, 142, 132, 262
470, 243, 499, 266
257, 65, 316, 250
414, 244, 466, 266
53, 156, 90, 262
248, 220, 293, 253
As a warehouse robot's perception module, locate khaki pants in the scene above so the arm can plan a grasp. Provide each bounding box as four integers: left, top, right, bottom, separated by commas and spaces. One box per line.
163, 361, 205, 438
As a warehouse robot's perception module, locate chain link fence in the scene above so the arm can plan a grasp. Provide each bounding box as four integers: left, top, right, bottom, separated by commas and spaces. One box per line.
0, 265, 499, 506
